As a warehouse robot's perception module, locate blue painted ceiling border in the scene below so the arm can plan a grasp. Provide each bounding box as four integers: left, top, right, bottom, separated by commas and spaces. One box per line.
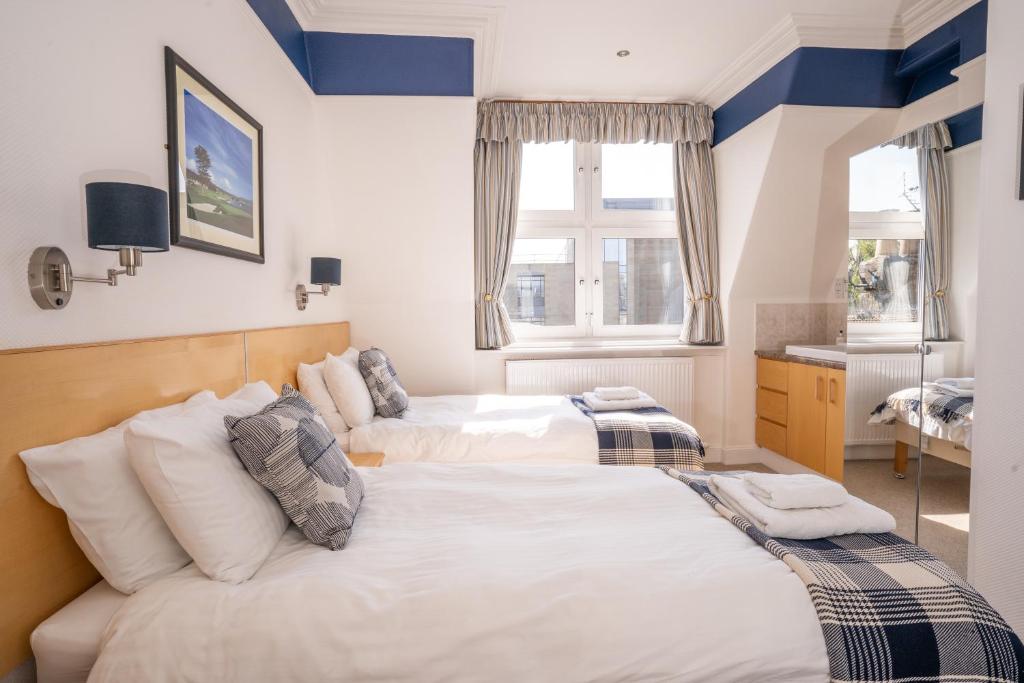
713, 0, 987, 145
944, 104, 983, 149
245, 0, 474, 96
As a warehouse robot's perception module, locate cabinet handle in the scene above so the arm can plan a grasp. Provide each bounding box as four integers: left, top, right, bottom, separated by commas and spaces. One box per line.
815, 375, 824, 401
829, 377, 837, 403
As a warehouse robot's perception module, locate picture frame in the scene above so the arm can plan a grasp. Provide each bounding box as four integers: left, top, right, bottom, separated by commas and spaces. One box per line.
165, 47, 265, 263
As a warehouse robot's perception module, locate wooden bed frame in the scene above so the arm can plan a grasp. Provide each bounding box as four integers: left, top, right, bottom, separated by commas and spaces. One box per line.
0, 321, 349, 675
892, 421, 972, 478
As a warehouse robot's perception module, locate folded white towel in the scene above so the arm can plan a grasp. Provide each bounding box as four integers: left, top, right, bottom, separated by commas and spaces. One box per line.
582, 391, 657, 412
593, 386, 641, 401
937, 377, 975, 390
927, 382, 974, 398
740, 473, 849, 510
708, 475, 895, 540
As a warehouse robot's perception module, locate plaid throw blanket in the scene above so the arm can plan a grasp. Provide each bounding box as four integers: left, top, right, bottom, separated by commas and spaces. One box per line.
569, 396, 704, 470
661, 467, 1024, 683
871, 384, 974, 426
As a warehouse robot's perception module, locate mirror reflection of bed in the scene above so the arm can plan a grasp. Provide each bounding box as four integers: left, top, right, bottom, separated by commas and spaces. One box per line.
841, 118, 978, 576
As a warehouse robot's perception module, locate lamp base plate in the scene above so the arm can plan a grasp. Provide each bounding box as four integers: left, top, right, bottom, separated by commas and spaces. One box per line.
295, 284, 309, 311
28, 246, 72, 310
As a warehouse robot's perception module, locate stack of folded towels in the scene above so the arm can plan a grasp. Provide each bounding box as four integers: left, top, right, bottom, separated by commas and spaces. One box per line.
932, 377, 975, 397
582, 386, 657, 412
708, 472, 896, 539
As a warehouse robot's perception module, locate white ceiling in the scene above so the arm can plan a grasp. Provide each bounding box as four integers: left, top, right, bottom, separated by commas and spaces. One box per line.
287, 0, 978, 102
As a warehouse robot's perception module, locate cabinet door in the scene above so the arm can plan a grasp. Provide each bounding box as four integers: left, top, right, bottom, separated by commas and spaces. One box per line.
786, 363, 827, 472
824, 368, 846, 482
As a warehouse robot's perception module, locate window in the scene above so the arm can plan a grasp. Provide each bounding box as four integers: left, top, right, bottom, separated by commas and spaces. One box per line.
509, 142, 683, 339
847, 145, 924, 341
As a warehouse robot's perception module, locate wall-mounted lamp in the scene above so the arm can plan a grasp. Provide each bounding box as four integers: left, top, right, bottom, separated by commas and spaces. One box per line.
295, 257, 341, 310
28, 182, 170, 309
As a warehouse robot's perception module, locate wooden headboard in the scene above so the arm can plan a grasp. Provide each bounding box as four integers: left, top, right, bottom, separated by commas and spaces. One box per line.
0, 321, 349, 675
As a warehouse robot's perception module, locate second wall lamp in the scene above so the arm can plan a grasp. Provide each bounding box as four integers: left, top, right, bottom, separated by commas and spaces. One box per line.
296, 257, 341, 310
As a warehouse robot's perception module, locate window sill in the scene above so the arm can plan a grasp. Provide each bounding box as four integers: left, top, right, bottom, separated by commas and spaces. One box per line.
483, 339, 727, 359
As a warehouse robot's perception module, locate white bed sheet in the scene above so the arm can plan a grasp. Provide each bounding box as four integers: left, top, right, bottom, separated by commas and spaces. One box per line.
89, 464, 828, 682
31, 580, 127, 683
349, 394, 599, 464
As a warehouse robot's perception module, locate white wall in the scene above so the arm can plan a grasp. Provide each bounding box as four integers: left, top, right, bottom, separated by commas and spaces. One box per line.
969, 0, 1024, 632
948, 143, 980, 374
0, 0, 339, 350
316, 97, 477, 396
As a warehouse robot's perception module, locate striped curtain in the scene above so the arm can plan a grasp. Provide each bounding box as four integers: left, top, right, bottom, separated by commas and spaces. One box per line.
673, 140, 723, 344
886, 122, 952, 340
475, 100, 718, 348
474, 139, 522, 349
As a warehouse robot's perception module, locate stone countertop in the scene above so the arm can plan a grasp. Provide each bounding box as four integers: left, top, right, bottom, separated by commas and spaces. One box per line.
755, 349, 846, 370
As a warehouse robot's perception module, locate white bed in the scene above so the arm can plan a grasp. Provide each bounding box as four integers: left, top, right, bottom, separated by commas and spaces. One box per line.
31, 581, 127, 683
349, 394, 600, 464
88, 464, 828, 682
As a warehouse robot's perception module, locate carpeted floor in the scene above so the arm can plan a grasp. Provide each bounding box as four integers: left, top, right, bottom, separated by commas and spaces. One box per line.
706, 456, 970, 576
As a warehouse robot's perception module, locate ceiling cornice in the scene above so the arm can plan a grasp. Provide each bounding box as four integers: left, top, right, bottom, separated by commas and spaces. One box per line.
698, 0, 983, 108
696, 15, 800, 109
284, 0, 505, 97
901, 0, 983, 45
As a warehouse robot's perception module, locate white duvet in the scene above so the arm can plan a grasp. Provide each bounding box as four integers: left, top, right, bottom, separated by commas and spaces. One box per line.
349, 394, 599, 464
90, 464, 828, 682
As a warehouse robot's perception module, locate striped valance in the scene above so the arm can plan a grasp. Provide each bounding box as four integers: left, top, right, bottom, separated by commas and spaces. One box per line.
885, 121, 952, 150
477, 100, 714, 144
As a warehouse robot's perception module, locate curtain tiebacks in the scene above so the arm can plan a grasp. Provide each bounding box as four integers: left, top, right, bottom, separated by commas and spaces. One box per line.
926, 290, 946, 300
688, 294, 717, 304
482, 293, 493, 302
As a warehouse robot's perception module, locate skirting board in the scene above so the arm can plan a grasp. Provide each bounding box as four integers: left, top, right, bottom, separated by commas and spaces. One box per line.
719, 446, 819, 475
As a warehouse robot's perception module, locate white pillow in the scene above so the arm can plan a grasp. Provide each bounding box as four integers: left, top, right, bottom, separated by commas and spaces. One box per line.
296, 360, 349, 435
125, 382, 289, 583
19, 390, 216, 594
323, 348, 375, 427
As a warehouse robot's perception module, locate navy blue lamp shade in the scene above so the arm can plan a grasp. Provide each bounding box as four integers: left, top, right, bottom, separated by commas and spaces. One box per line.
310, 257, 342, 286
86, 182, 170, 252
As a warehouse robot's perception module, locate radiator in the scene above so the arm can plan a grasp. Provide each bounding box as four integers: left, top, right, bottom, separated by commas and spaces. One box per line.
505, 357, 694, 424
845, 353, 944, 444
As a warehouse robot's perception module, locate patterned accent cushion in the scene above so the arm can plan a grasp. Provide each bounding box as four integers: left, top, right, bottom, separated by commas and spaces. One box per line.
358, 348, 409, 418
224, 385, 364, 551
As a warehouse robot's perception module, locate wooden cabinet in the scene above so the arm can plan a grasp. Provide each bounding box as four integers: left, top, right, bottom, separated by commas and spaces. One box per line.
786, 363, 828, 473
755, 356, 845, 481
824, 368, 846, 481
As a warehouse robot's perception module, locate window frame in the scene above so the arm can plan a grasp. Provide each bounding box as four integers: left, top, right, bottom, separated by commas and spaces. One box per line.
511, 141, 683, 340
847, 216, 926, 343
591, 143, 677, 225
507, 225, 588, 340
516, 141, 587, 224
589, 225, 685, 338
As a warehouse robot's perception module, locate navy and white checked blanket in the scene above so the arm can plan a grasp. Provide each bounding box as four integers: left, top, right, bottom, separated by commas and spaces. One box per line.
570, 396, 704, 470
662, 467, 1024, 683
871, 384, 974, 426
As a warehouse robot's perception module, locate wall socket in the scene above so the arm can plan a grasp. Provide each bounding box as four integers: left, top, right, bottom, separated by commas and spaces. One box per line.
833, 278, 846, 299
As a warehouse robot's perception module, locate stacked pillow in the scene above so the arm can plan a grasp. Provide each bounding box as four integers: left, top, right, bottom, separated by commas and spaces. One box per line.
358, 348, 409, 418
296, 360, 348, 434
124, 382, 290, 583
224, 385, 364, 550
19, 390, 216, 593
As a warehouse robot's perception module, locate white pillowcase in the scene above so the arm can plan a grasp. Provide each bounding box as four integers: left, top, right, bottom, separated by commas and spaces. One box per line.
19, 390, 216, 594
125, 382, 290, 584
323, 348, 375, 428
296, 360, 349, 435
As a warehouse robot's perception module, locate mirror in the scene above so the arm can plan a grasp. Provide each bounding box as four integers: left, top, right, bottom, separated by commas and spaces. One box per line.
844, 119, 976, 575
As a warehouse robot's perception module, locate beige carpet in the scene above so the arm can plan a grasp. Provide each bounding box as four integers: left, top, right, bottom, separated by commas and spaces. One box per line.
705, 456, 970, 576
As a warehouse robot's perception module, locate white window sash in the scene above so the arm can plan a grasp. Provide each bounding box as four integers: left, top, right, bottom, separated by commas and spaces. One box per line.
508, 225, 588, 339
591, 143, 676, 225
589, 225, 683, 338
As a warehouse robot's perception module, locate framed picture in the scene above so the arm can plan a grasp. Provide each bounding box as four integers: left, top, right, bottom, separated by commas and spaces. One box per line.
165, 47, 264, 263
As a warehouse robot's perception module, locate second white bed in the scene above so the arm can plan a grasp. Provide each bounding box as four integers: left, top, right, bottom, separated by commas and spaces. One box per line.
89, 464, 828, 682
349, 394, 600, 464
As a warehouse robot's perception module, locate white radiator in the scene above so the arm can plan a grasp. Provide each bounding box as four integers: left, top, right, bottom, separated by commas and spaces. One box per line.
505, 357, 694, 424
845, 353, 944, 444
